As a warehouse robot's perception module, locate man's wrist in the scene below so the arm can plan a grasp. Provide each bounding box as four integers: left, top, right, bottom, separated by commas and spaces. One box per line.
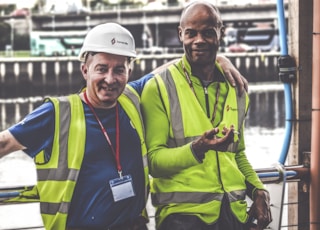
190, 141, 206, 162
253, 189, 270, 201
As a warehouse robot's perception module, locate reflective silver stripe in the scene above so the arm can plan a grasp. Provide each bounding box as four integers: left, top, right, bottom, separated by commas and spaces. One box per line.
151, 192, 224, 206
152, 190, 246, 206
123, 87, 145, 137
236, 91, 247, 131
37, 97, 81, 181
143, 155, 148, 169
123, 87, 140, 112
226, 89, 246, 153
40, 201, 69, 215
227, 190, 246, 202
123, 87, 149, 202
58, 97, 70, 169
38, 168, 79, 181
157, 71, 185, 147
123, 87, 147, 170
226, 142, 239, 153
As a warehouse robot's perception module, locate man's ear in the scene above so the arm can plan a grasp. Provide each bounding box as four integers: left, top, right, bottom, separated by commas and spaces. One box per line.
126, 68, 132, 82
220, 26, 225, 41
81, 64, 88, 80
178, 27, 183, 42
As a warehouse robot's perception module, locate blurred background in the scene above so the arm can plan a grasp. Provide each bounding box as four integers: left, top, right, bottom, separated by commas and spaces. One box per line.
0, 0, 288, 164
0, 0, 285, 57
0, 1, 296, 229
0, 0, 286, 165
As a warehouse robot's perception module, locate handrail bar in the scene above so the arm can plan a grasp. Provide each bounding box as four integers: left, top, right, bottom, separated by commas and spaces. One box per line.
256, 164, 310, 184
0, 165, 309, 199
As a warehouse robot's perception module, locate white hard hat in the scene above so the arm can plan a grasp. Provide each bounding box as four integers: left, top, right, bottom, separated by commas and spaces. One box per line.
79, 22, 136, 62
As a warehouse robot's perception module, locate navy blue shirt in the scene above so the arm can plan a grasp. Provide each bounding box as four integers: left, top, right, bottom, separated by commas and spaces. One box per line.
8, 75, 154, 228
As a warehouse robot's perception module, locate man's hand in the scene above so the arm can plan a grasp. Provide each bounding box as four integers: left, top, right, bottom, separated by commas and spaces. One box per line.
191, 126, 235, 159
248, 189, 273, 230
216, 55, 248, 96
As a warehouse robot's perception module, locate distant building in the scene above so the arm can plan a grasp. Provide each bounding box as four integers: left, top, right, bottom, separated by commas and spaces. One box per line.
43, 0, 89, 14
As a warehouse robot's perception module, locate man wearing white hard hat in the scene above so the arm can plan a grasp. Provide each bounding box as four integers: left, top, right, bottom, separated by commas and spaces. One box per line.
0, 22, 246, 230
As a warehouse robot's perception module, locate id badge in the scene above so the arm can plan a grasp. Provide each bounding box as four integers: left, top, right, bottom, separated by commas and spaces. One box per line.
109, 174, 135, 202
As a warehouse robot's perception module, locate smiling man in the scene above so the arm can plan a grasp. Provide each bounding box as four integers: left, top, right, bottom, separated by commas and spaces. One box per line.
0, 22, 150, 230
141, 1, 272, 230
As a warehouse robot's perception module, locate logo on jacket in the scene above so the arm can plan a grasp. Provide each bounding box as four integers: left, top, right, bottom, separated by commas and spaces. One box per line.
226, 105, 238, 112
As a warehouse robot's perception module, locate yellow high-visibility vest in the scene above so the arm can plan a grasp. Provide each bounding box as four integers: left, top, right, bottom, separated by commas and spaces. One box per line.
12, 87, 149, 230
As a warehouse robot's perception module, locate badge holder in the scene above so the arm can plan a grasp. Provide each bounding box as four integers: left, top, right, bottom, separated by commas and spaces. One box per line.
109, 174, 135, 202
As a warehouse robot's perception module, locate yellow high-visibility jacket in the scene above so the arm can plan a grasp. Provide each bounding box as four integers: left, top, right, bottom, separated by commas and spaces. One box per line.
141, 56, 265, 228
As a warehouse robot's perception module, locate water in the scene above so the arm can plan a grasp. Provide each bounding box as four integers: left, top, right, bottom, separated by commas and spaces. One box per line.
246, 127, 285, 168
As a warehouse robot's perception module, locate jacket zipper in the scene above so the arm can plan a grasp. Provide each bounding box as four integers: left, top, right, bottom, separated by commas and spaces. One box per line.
204, 86, 210, 118
215, 150, 224, 191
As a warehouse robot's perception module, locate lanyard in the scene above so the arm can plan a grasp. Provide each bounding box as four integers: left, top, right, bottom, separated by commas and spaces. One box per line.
181, 62, 220, 123
83, 91, 122, 178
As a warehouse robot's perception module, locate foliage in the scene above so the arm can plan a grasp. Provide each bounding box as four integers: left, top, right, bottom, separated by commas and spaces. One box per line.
0, 21, 29, 51
0, 21, 10, 50
167, 0, 179, 6
0, 4, 15, 15
14, 34, 30, 50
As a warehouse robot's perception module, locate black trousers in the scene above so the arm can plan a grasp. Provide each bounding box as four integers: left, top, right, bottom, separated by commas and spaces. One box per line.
159, 195, 249, 230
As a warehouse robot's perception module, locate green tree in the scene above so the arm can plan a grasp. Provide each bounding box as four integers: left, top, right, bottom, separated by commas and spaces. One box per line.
0, 22, 10, 50
167, 0, 179, 6
15, 34, 30, 50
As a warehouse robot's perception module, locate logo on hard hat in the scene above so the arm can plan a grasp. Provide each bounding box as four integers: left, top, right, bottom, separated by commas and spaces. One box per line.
111, 38, 129, 46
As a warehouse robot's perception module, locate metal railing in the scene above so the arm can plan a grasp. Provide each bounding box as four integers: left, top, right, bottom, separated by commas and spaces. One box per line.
0, 161, 310, 230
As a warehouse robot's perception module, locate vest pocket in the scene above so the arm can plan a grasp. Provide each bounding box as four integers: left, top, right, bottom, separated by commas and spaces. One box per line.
229, 199, 248, 223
